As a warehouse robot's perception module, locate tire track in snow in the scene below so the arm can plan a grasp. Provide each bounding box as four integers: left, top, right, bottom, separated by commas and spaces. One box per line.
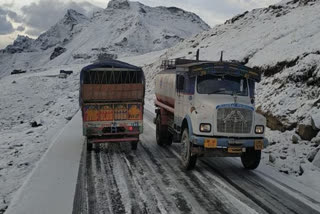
75, 108, 320, 214
99, 147, 126, 214
201, 158, 320, 214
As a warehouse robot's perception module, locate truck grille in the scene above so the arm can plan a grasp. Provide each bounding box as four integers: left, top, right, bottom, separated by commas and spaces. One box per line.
217, 108, 253, 134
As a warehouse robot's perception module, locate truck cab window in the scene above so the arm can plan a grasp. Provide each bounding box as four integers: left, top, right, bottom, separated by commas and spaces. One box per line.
197, 74, 248, 96
176, 75, 185, 92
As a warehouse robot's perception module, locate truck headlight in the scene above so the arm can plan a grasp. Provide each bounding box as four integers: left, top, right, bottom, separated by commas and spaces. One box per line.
255, 125, 264, 134
200, 123, 211, 132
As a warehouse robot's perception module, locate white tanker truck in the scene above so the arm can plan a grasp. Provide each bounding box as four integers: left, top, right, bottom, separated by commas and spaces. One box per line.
154, 58, 268, 170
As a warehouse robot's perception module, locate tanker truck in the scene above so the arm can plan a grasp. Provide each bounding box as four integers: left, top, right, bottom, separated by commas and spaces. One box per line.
154, 58, 268, 170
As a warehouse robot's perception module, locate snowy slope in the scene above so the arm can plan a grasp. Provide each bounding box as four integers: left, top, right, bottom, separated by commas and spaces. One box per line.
0, 65, 83, 213
0, 0, 209, 78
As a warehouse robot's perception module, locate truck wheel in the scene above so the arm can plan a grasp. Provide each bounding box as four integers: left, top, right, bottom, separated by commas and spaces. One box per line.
241, 148, 261, 170
131, 141, 138, 150
181, 128, 197, 170
86, 140, 93, 151
156, 114, 171, 146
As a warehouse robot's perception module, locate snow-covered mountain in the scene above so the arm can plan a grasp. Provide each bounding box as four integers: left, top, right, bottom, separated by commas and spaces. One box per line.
0, 0, 209, 78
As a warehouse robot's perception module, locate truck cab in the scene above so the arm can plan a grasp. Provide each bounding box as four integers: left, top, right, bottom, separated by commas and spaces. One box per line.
154, 59, 268, 170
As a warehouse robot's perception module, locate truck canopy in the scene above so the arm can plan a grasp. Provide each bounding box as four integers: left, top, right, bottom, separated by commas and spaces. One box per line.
79, 60, 145, 104
80, 59, 144, 84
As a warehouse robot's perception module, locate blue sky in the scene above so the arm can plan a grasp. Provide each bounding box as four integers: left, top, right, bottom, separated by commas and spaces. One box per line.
0, 0, 281, 49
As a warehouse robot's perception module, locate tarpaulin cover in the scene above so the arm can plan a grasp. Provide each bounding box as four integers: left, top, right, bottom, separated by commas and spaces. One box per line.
80, 59, 142, 82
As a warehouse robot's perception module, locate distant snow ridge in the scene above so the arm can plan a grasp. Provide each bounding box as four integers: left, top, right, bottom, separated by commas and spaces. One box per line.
32, 9, 90, 51
3, 35, 34, 54
0, 0, 209, 77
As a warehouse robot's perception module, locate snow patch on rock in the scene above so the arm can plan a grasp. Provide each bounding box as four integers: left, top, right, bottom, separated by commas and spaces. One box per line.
312, 114, 320, 130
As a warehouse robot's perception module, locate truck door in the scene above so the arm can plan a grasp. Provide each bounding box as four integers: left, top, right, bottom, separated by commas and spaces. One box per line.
175, 74, 185, 128
174, 75, 195, 129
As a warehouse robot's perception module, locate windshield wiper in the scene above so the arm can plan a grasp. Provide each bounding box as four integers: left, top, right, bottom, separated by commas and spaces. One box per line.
207, 89, 226, 94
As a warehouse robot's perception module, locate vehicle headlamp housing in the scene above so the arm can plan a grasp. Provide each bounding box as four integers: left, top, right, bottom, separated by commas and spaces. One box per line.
255, 125, 264, 134
200, 123, 211, 132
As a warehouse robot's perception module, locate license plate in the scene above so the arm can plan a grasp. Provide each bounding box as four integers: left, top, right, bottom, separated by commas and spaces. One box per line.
228, 147, 242, 153
204, 138, 217, 148
254, 140, 264, 150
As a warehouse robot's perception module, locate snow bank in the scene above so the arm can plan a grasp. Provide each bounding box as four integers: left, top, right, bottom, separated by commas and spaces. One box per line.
5, 112, 84, 214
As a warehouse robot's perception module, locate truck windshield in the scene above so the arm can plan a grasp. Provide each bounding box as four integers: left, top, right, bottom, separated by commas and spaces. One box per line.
197, 75, 248, 96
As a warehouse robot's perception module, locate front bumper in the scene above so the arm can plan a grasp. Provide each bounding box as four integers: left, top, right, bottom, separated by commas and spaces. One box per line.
190, 135, 269, 148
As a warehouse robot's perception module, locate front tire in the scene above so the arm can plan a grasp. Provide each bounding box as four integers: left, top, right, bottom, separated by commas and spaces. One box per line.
241, 148, 261, 170
181, 128, 197, 170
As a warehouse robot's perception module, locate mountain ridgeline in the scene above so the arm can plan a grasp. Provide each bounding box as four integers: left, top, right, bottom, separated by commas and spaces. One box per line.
0, 0, 210, 77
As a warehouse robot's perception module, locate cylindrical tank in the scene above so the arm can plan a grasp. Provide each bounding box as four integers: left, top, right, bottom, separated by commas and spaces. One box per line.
154, 71, 176, 108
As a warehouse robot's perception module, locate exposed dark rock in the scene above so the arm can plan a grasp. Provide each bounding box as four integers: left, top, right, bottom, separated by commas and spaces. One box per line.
73, 53, 92, 60
115, 37, 128, 46
4, 35, 34, 54
50, 46, 66, 60
287, 0, 299, 4
96, 53, 118, 62
60, 70, 73, 75
107, 0, 130, 9
256, 108, 296, 132
279, 167, 289, 174
269, 154, 276, 163
288, 65, 317, 84
30, 121, 42, 128
11, 70, 26, 75
225, 11, 249, 24
299, 164, 304, 176
139, 7, 146, 14
298, 0, 317, 5
280, 155, 287, 160
65, 116, 73, 121
0, 205, 8, 214
292, 134, 300, 144
167, 7, 185, 14
296, 124, 319, 140
256, 57, 299, 77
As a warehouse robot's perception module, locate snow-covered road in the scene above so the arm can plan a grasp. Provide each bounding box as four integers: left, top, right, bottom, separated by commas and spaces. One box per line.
73, 109, 320, 214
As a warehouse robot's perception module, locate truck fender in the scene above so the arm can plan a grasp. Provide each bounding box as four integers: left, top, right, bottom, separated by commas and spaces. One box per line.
182, 115, 193, 139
